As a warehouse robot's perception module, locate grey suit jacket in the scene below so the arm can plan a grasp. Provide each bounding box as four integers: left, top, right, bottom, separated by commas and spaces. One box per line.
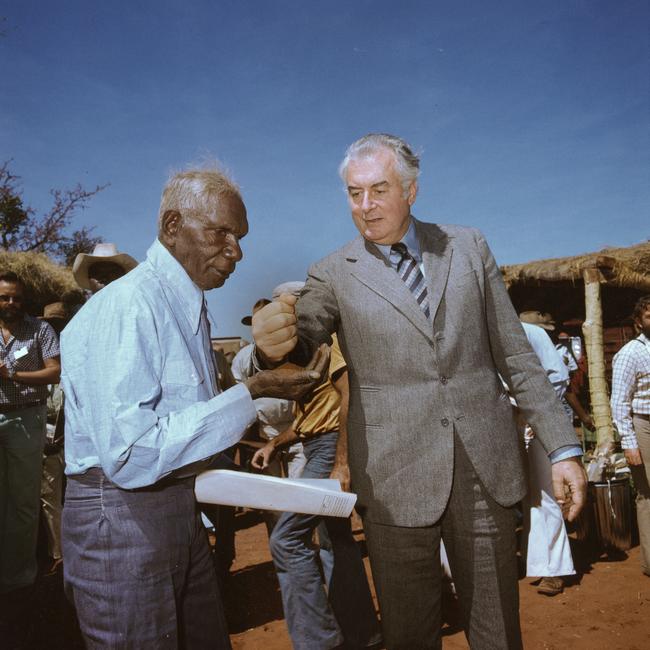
294, 219, 579, 527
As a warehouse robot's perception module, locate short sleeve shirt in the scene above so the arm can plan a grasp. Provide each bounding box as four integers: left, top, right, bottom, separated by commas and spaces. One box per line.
293, 334, 346, 436
0, 315, 60, 406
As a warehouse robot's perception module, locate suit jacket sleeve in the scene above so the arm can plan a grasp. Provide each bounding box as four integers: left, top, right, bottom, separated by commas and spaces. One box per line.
293, 259, 341, 364
475, 229, 579, 455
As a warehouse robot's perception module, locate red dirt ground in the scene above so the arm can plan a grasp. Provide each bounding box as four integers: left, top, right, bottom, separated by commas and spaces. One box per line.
227, 512, 649, 650
15, 509, 650, 649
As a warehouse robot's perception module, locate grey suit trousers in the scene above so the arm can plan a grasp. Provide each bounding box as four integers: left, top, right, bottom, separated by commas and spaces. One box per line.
363, 435, 521, 650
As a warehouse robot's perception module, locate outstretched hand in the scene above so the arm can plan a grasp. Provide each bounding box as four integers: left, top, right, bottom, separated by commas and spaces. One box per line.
551, 457, 587, 522
245, 344, 330, 401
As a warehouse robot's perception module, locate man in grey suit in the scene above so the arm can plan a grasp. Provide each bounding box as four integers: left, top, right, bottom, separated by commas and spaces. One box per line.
253, 133, 587, 649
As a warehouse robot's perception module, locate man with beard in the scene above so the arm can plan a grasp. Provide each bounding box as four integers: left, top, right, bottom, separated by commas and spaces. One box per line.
611, 295, 650, 577
0, 272, 61, 613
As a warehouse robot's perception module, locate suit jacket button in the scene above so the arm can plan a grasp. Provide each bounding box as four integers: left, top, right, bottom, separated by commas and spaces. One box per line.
440, 376, 448, 385
441, 417, 450, 427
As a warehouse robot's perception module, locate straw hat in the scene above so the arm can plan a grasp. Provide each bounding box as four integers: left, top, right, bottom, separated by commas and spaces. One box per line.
72, 243, 138, 290
519, 310, 556, 331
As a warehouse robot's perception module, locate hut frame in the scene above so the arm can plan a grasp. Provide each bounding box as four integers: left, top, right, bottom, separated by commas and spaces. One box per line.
502, 241, 650, 470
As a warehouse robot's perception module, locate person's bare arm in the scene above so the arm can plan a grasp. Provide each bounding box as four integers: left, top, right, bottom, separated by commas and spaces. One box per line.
564, 391, 595, 431
329, 369, 351, 492
0, 356, 60, 386
251, 425, 300, 470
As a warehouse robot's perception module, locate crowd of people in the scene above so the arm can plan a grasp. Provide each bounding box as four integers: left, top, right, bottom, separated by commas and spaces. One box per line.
0, 132, 647, 650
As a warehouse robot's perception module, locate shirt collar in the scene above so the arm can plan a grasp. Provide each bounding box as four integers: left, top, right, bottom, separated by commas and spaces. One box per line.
147, 239, 204, 333
374, 218, 421, 267
639, 333, 649, 346
0, 315, 31, 347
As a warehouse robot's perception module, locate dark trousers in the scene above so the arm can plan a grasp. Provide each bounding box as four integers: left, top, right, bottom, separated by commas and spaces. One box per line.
0, 404, 46, 593
62, 468, 230, 649
363, 437, 522, 650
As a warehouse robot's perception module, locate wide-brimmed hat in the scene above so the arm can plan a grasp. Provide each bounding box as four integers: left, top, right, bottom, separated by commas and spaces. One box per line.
241, 298, 271, 326
39, 302, 68, 323
272, 281, 305, 300
519, 310, 556, 331
72, 243, 138, 290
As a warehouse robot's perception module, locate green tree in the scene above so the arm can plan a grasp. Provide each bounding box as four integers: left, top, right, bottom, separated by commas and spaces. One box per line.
0, 160, 107, 264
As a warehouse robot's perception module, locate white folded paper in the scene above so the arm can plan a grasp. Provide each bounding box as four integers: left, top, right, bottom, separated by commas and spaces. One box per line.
195, 469, 357, 518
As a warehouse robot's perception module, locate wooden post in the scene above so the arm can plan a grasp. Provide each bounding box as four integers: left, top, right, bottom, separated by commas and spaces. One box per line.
582, 266, 615, 477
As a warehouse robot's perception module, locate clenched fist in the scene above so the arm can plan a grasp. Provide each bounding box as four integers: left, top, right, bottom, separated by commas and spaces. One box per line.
252, 293, 299, 363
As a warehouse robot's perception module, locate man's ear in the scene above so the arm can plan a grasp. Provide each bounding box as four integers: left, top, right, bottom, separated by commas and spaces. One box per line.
159, 210, 183, 248
407, 181, 418, 206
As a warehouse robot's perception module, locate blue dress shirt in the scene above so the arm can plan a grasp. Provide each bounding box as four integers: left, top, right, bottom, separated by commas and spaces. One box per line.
61, 238, 256, 489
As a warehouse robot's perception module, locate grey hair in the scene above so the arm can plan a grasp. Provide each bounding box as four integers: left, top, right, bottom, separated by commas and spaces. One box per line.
338, 133, 420, 197
158, 164, 241, 227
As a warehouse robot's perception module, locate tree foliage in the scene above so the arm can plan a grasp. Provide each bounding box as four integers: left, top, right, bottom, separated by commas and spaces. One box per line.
0, 160, 107, 264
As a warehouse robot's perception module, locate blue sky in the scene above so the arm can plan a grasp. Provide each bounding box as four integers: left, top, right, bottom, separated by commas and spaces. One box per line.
2, 1, 648, 338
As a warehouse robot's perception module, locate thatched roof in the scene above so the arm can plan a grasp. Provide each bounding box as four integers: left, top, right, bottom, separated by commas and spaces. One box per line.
0, 251, 84, 312
501, 240, 650, 292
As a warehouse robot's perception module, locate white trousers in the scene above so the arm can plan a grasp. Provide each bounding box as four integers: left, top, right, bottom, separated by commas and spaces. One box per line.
523, 437, 575, 577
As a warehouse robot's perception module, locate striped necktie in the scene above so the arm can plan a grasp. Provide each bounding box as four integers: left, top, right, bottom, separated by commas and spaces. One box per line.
391, 242, 430, 319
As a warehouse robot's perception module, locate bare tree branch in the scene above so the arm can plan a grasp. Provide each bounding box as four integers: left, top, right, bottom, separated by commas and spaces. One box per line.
0, 160, 107, 263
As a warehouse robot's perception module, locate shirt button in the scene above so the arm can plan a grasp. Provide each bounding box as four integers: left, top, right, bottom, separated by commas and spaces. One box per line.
440, 376, 448, 385
441, 418, 450, 427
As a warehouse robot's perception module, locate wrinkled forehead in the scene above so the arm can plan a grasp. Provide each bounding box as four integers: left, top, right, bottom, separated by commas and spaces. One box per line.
197, 192, 249, 235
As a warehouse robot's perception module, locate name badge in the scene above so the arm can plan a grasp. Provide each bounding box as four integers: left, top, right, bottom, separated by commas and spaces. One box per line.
13, 347, 28, 360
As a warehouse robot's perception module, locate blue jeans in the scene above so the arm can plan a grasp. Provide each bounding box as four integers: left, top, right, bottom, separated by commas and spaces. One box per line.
269, 432, 379, 650
63, 468, 231, 649
0, 404, 46, 593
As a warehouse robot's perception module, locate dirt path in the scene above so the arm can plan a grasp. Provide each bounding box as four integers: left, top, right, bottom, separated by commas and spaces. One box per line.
227, 513, 650, 650
15, 509, 650, 649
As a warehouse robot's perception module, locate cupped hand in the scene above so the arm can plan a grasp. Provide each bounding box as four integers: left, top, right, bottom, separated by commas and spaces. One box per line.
245, 344, 330, 401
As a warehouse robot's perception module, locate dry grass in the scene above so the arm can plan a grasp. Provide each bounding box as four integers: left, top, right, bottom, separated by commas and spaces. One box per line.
0, 250, 84, 312
502, 240, 650, 290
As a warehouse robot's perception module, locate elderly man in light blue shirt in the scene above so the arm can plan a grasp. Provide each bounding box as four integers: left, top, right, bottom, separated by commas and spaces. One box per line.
61, 167, 328, 650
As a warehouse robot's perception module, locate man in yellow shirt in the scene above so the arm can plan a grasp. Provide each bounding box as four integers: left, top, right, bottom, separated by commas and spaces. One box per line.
253, 330, 379, 650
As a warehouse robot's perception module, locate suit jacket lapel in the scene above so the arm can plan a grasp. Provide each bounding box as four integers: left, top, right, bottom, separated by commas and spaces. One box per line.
347, 237, 434, 342
415, 219, 453, 323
